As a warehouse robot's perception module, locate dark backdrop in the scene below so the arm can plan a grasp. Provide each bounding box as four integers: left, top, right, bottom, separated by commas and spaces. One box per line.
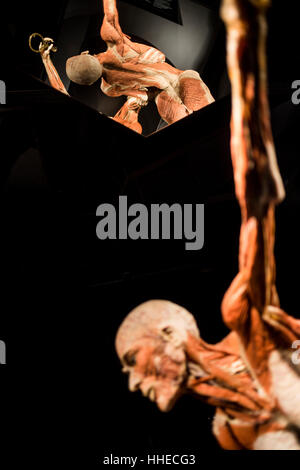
1, 0, 300, 466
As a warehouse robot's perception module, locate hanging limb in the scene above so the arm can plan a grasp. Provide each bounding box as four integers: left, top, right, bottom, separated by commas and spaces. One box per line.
100, 0, 129, 49
220, 0, 285, 219
101, 0, 123, 38
29, 33, 69, 96
220, 0, 283, 319
220, 0, 299, 392
100, 1, 155, 57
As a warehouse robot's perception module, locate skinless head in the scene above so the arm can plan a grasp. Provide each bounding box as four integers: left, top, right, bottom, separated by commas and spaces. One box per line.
115, 300, 200, 412
66, 51, 103, 86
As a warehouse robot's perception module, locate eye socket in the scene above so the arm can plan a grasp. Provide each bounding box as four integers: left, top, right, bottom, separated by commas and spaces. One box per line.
123, 351, 137, 367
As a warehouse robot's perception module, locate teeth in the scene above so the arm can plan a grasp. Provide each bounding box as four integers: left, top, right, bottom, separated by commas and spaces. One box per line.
148, 388, 156, 402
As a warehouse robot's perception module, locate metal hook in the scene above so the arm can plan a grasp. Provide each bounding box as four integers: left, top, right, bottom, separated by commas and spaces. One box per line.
29, 33, 57, 54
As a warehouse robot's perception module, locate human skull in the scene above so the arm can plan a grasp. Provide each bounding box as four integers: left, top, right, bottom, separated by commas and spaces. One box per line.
66, 51, 103, 86
115, 300, 200, 412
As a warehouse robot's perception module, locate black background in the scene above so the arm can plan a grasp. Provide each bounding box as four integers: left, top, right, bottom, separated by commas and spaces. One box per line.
1, 0, 300, 466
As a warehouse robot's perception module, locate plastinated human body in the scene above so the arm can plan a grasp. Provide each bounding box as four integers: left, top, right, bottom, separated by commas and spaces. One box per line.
31, 1, 214, 134
116, 300, 300, 450
115, 0, 300, 450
